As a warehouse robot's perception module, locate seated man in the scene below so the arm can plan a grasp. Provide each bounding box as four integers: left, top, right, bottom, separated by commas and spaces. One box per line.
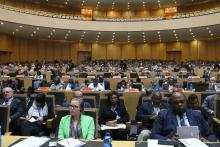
88, 78, 104, 91
1, 87, 24, 134
136, 92, 169, 141
202, 93, 220, 115
150, 92, 217, 142
188, 94, 212, 126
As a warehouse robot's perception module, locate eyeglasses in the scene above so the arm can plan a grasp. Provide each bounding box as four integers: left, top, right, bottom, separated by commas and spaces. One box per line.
69, 105, 80, 109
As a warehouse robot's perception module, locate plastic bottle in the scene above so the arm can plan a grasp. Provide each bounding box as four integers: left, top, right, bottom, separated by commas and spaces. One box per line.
189, 83, 193, 91
103, 132, 112, 147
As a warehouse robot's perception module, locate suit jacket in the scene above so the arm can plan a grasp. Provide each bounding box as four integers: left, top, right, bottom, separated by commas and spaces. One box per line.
136, 101, 169, 129
58, 114, 95, 140
150, 109, 217, 141
99, 100, 129, 125
9, 98, 24, 122
202, 94, 215, 115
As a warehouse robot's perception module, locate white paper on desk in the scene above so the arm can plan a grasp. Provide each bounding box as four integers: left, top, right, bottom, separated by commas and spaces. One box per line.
58, 138, 85, 147
29, 117, 37, 123
11, 136, 49, 147
177, 126, 199, 139
101, 124, 126, 130
179, 138, 209, 147
148, 139, 174, 147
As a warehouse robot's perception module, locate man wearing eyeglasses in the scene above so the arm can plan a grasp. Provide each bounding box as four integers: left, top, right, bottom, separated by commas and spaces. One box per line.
1, 87, 24, 134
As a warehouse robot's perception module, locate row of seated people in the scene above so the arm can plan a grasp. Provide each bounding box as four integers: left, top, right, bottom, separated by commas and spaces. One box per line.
1, 60, 220, 77
0, 86, 219, 142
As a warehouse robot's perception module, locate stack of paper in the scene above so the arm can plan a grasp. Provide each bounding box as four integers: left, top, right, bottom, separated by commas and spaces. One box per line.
11, 136, 49, 147
101, 124, 126, 130
58, 138, 85, 147
179, 138, 209, 147
148, 139, 174, 147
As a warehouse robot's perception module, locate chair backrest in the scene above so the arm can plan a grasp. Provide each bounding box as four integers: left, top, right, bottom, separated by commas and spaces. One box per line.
0, 105, 10, 134
82, 96, 96, 108
14, 94, 27, 110
45, 95, 56, 117
47, 91, 66, 106
215, 94, 220, 119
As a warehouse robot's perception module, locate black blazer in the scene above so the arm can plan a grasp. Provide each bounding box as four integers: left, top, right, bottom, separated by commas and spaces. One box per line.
99, 100, 129, 125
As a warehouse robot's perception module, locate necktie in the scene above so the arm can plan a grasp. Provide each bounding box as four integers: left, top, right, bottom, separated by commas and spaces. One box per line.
180, 116, 186, 126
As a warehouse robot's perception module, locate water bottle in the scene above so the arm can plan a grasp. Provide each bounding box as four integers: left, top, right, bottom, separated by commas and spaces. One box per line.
103, 132, 112, 147
189, 83, 193, 91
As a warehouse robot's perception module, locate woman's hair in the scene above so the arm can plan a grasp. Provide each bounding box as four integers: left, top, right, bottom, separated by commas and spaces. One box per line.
71, 98, 84, 112
107, 91, 119, 104
35, 93, 46, 107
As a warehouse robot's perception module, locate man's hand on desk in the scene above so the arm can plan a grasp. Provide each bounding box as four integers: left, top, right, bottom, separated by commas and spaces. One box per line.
170, 134, 180, 141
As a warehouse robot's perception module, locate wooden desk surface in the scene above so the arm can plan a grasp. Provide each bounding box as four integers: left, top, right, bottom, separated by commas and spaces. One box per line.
2, 135, 135, 147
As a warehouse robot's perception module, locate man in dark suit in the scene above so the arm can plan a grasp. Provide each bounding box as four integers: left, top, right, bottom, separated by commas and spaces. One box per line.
136, 92, 169, 141
2, 87, 24, 134
150, 92, 217, 142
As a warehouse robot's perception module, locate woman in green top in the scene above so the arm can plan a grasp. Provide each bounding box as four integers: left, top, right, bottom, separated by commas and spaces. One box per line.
58, 98, 95, 140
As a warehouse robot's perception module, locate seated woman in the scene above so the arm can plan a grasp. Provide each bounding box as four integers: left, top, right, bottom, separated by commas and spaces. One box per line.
99, 91, 129, 140
20, 93, 52, 136
58, 98, 95, 140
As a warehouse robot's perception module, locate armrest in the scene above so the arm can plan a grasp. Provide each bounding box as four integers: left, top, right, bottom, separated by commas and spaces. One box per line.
47, 118, 55, 128
213, 117, 220, 125
126, 121, 142, 130
5, 132, 13, 135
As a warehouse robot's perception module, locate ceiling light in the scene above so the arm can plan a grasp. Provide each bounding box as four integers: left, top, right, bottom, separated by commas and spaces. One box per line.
19, 25, 23, 28
16, 29, 19, 32
12, 32, 15, 35
33, 31, 36, 34
173, 30, 176, 33
31, 34, 34, 37
206, 27, 209, 30
0, 22, 4, 25
68, 30, 71, 33
36, 27, 40, 30
189, 29, 192, 32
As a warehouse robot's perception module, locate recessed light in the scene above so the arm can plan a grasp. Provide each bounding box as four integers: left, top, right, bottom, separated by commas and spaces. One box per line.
16, 29, 19, 32
36, 27, 40, 30
0, 22, 3, 25
19, 25, 23, 28
33, 31, 36, 34
12, 32, 15, 35
52, 29, 56, 32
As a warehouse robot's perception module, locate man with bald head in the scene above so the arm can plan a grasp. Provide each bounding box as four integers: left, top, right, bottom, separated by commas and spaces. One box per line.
150, 92, 217, 141
1, 87, 24, 133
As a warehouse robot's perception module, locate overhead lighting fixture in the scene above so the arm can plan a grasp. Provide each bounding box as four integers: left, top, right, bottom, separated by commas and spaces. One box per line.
0, 22, 3, 25
36, 27, 40, 30
19, 25, 23, 28
16, 29, 19, 32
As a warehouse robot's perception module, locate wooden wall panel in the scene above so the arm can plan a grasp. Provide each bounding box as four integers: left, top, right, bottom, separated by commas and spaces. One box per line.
215, 41, 220, 60
91, 43, 106, 60
0, 34, 12, 52
121, 44, 136, 59
106, 11, 121, 18
122, 11, 135, 18
136, 44, 151, 59
189, 40, 198, 60
136, 10, 150, 18
106, 44, 121, 60
151, 43, 166, 60
207, 40, 217, 61
180, 42, 190, 62
166, 42, 181, 51
198, 41, 207, 60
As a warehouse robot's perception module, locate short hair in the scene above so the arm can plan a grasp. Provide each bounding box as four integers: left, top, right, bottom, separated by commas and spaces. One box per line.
169, 92, 186, 104
71, 98, 84, 112
3, 87, 14, 94
188, 94, 198, 102
151, 91, 162, 100
35, 93, 46, 107
108, 91, 119, 103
